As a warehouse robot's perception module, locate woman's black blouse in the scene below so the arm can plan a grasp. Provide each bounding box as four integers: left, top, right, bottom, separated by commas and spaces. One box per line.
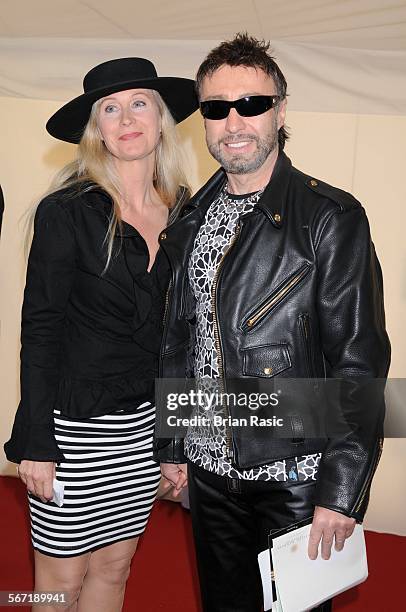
4, 186, 170, 463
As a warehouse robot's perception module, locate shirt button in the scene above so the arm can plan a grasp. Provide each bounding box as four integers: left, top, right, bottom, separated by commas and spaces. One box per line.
274, 213, 281, 223
160, 232, 167, 240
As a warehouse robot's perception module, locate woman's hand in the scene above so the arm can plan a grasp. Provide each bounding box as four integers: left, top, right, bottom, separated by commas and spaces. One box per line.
160, 463, 188, 498
18, 460, 56, 503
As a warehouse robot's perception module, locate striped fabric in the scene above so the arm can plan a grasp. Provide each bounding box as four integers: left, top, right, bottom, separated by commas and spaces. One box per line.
29, 402, 161, 557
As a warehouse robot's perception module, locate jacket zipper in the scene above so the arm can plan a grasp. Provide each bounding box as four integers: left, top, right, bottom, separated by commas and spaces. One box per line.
244, 264, 310, 330
353, 437, 383, 514
212, 223, 242, 461
159, 279, 173, 377
162, 280, 172, 330
299, 313, 314, 378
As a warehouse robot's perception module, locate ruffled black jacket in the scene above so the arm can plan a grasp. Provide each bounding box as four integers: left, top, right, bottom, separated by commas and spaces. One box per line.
5, 185, 169, 463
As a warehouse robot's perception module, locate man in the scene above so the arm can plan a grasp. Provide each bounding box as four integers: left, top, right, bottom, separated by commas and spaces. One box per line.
0, 185, 4, 235
156, 33, 390, 612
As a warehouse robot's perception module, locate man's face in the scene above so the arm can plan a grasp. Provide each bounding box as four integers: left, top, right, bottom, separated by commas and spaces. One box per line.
200, 65, 286, 174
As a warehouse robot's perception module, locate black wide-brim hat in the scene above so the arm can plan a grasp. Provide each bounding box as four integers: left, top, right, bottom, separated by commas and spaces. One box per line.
46, 57, 198, 144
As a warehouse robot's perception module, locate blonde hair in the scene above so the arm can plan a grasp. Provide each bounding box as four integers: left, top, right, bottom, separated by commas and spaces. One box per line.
26, 90, 190, 269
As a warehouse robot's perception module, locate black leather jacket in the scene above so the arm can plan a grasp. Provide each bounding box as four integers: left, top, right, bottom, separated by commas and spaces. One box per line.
155, 152, 390, 520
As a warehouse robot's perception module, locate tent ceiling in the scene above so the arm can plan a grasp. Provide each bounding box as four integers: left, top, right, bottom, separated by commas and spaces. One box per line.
1, 1, 405, 114
1, 0, 406, 49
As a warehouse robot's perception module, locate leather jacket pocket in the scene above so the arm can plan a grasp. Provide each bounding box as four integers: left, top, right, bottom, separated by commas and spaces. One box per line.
242, 343, 292, 377
241, 263, 311, 331
241, 344, 304, 446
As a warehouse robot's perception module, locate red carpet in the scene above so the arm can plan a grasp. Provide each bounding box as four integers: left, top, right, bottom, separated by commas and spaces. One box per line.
0, 476, 403, 611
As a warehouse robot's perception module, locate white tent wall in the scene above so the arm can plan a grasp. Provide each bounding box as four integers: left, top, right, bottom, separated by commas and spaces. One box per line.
1, 38, 406, 115
0, 93, 405, 534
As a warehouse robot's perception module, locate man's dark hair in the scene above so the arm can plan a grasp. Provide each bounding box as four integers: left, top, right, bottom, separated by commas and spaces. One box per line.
196, 32, 289, 150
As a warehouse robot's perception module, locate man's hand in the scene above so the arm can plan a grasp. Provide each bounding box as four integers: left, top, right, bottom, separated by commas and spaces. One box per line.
18, 460, 55, 503
308, 506, 356, 560
160, 463, 188, 498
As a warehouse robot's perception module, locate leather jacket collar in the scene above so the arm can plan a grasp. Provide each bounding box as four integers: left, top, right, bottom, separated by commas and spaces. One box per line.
181, 150, 292, 229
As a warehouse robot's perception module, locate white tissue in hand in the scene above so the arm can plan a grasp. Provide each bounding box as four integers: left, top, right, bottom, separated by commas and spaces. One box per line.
51, 478, 64, 507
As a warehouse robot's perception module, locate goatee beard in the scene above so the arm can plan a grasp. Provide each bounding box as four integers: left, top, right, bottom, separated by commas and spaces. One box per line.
208, 129, 278, 174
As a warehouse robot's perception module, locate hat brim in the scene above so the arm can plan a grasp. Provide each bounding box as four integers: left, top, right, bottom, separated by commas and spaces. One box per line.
46, 77, 198, 143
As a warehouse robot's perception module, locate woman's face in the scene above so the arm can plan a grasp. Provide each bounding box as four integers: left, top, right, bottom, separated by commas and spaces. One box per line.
97, 88, 161, 162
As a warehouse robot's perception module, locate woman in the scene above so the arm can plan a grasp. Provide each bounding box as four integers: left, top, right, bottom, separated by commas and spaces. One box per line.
4, 57, 197, 611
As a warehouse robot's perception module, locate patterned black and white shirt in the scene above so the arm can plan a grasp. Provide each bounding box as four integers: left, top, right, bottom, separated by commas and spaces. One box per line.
184, 185, 321, 482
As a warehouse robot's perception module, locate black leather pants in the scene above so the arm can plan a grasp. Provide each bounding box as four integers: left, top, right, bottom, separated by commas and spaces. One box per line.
188, 461, 332, 612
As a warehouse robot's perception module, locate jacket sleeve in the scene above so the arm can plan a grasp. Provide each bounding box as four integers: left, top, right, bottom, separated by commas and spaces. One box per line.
313, 202, 390, 520
4, 198, 76, 463
153, 438, 187, 464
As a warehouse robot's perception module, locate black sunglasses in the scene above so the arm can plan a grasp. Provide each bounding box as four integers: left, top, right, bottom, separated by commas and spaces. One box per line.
200, 95, 280, 120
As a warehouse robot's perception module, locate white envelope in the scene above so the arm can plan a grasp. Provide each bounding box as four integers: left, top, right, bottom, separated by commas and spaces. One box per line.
258, 549, 273, 611
270, 523, 368, 612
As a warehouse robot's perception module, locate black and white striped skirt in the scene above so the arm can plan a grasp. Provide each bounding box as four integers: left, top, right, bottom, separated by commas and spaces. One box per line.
29, 401, 161, 557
